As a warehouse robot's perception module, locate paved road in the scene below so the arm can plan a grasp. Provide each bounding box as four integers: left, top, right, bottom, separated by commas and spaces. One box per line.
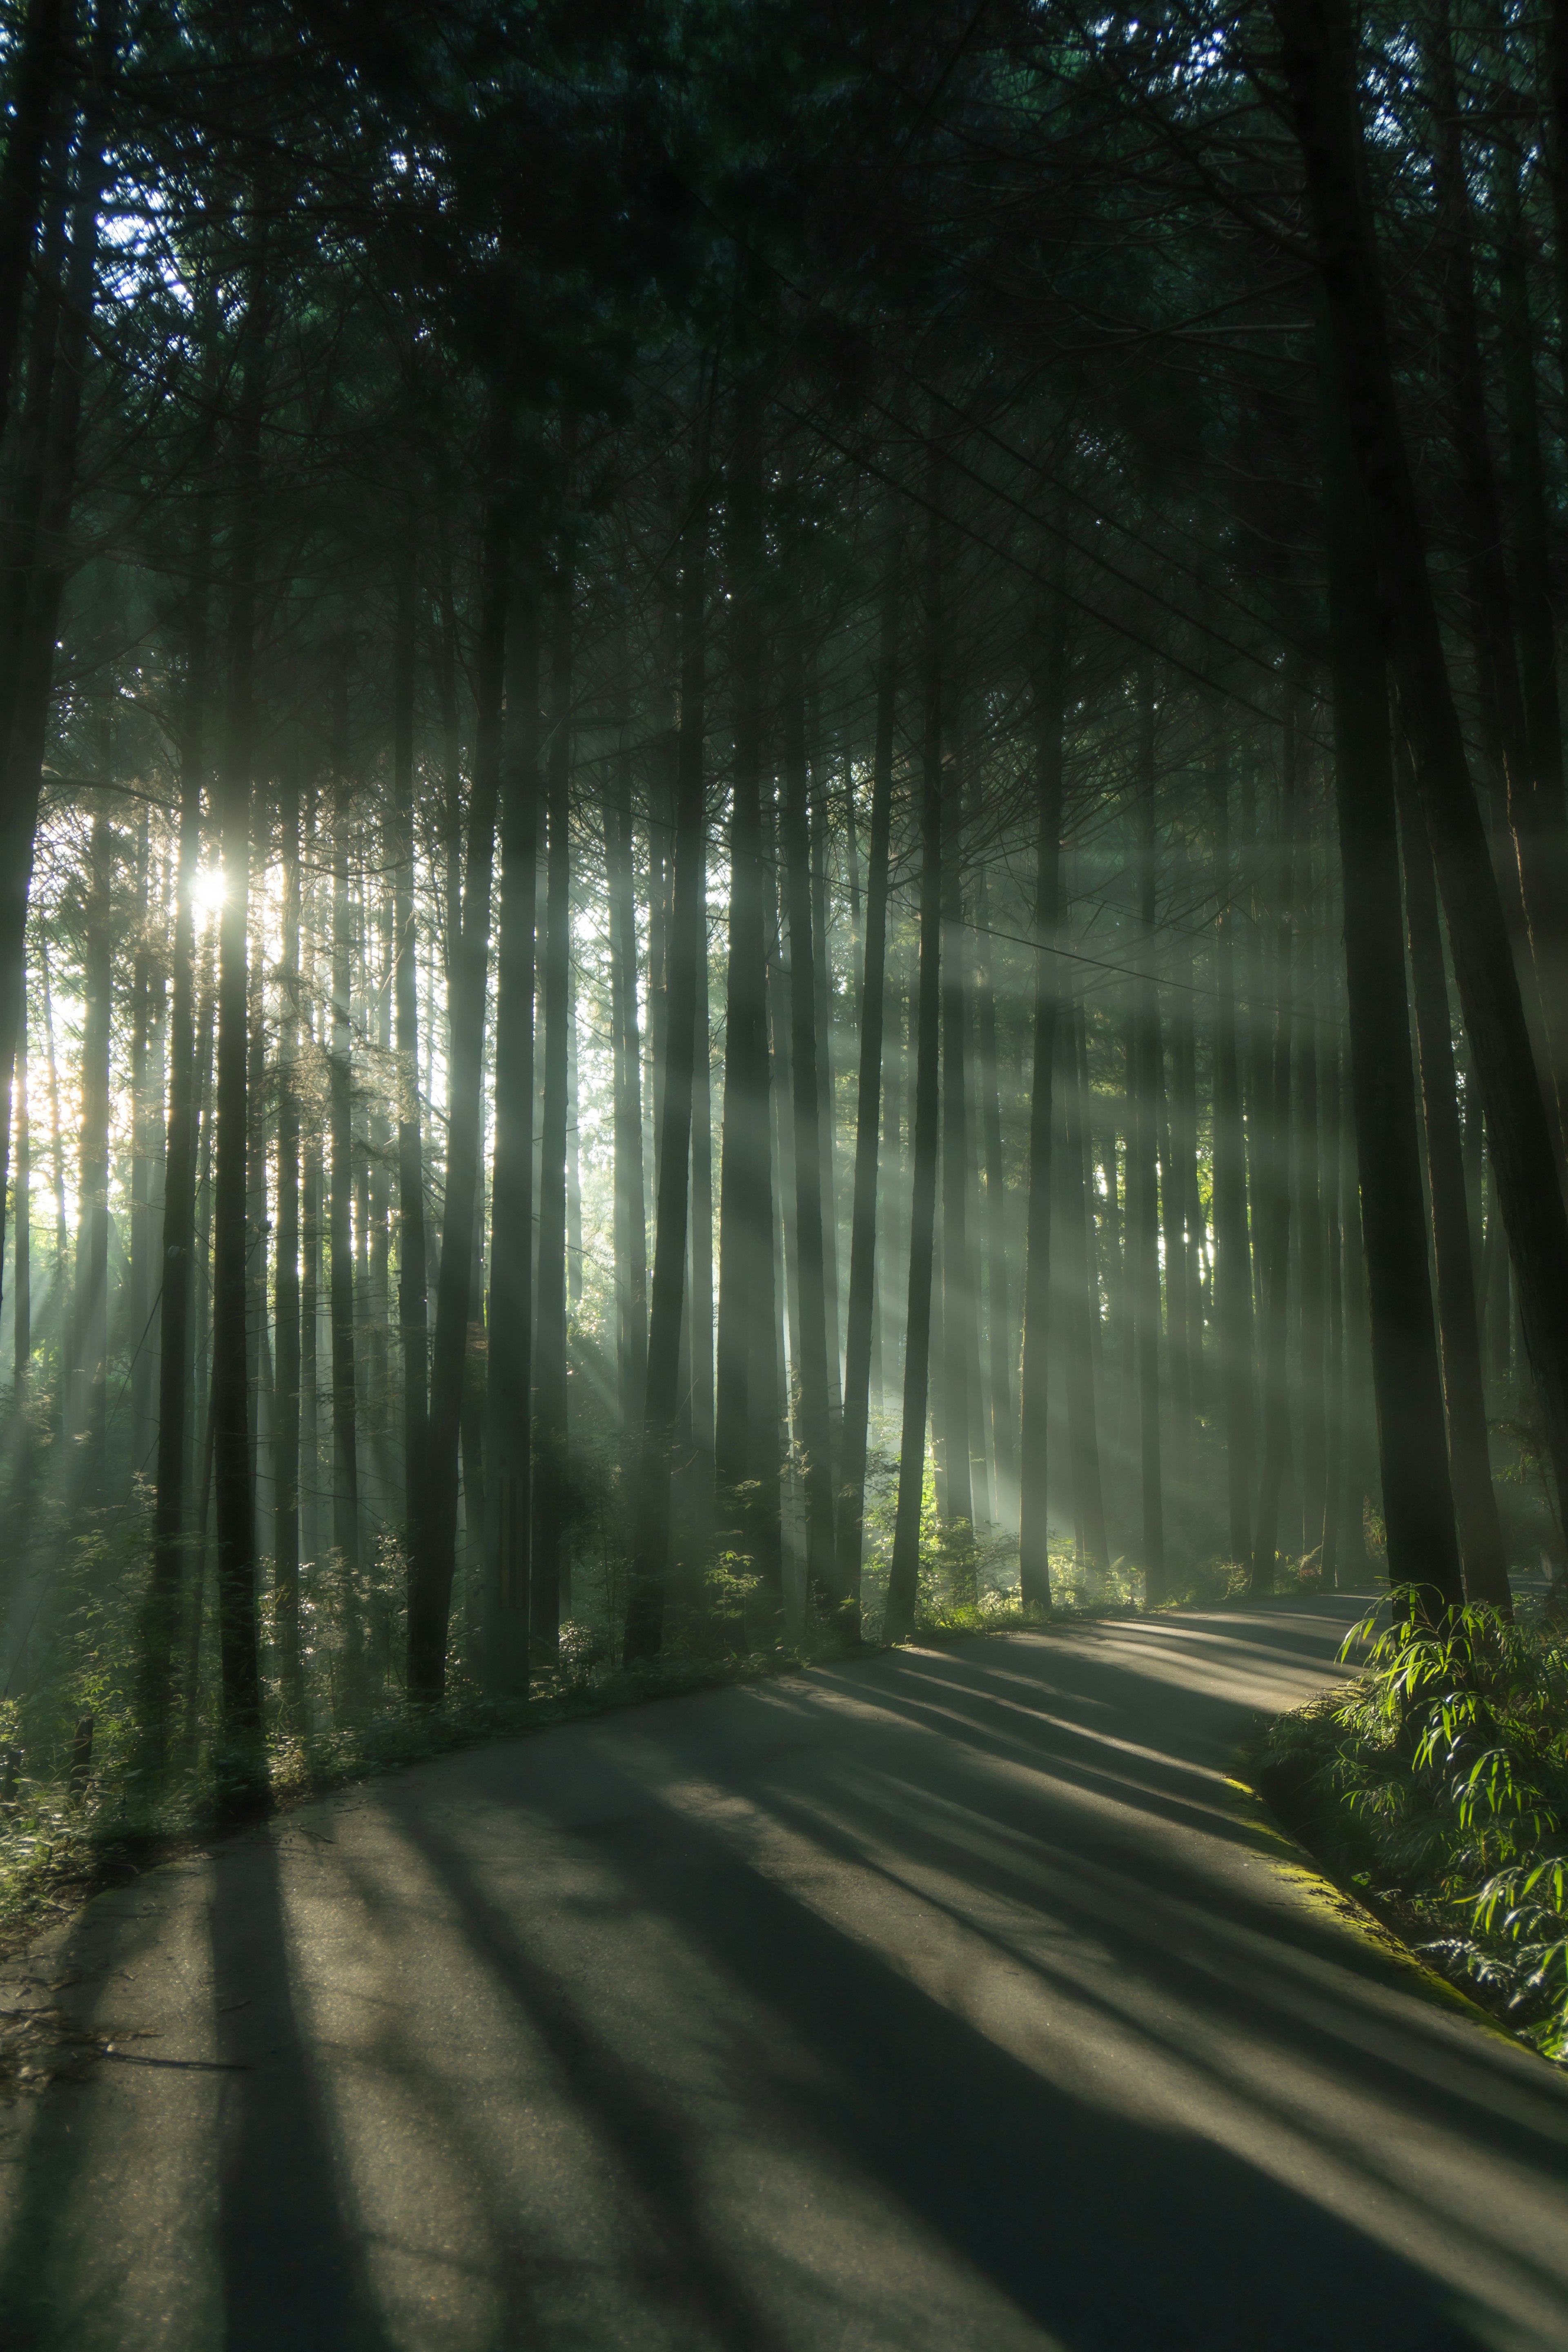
2, 1596, 1566, 2351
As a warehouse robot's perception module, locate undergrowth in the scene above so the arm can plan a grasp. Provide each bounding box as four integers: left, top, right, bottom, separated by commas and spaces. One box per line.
1256, 1589, 1568, 2061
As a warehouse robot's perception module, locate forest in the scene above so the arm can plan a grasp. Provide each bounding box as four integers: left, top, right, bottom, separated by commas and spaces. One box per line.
0, 0, 1564, 1813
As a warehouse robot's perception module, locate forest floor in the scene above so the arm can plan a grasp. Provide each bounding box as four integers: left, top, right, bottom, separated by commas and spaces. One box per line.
2, 1595, 1566, 2351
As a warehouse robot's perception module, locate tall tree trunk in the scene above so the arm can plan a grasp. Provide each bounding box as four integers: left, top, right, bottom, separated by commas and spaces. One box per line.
129, 809, 154, 1457
392, 548, 427, 1567
884, 484, 946, 1645
837, 534, 899, 1619
0, 0, 116, 1329
533, 460, 575, 1656
408, 400, 510, 1702
982, 884, 1020, 1524
12, 977, 25, 1396
0, 0, 65, 445
780, 630, 838, 1613
1397, 756, 1512, 1608
1065, 999, 1110, 1575
483, 550, 540, 1697
71, 810, 111, 1497
1210, 724, 1254, 1565
212, 263, 265, 1763
1131, 657, 1165, 1600
330, 775, 361, 1702
1251, 732, 1296, 1597
1018, 601, 1067, 1608
1314, 288, 1466, 1611
605, 659, 648, 1438
1296, 836, 1327, 1559
938, 730, 972, 1542
1277, 0, 1568, 1567
1321, 1031, 1347, 1587
624, 430, 709, 1660
274, 770, 303, 1718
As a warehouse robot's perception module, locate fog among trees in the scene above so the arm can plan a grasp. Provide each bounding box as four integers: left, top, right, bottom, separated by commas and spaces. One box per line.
1, 0, 1564, 1798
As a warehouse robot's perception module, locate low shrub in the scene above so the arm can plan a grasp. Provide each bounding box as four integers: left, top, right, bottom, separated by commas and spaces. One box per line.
1256, 1589, 1568, 2061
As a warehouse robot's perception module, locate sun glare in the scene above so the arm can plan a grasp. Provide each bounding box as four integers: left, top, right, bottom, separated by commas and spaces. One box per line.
190, 866, 226, 920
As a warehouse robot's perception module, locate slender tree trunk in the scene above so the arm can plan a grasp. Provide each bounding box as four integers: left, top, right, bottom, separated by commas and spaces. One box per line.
272, 770, 303, 1717
1065, 999, 1110, 1574
1018, 601, 1067, 1608
1131, 657, 1165, 1599
330, 774, 361, 1704
780, 630, 838, 1612
837, 534, 899, 1619
129, 810, 154, 1456
1251, 733, 1296, 1597
212, 264, 265, 1762
1210, 724, 1254, 1564
408, 400, 510, 1702
483, 550, 540, 1697
392, 548, 427, 1570
12, 977, 26, 1396
938, 733, 972, 1543
1296, 837, 1327, 1559
533, 461, 575, 1655
884, 485, 946, 1645
1321, 1031, 1346, 1588
605, 660, 648, 1438
1396, 755, 1512, 1608
973, 893, 1011, 1524
624, 430, 709, 1660
71, 810, 111, 1496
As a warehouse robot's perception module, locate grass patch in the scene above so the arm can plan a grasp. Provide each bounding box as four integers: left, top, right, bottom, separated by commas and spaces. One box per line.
1253, 1590, 1568, 2062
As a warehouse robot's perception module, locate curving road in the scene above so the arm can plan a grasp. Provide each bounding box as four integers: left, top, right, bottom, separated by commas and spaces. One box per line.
2, 1595, 1566, 2351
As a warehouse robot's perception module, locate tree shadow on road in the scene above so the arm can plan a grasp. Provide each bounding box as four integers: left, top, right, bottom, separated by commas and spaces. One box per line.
397, 1767, 1503, 2352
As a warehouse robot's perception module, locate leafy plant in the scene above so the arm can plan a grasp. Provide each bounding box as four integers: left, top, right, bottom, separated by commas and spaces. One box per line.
1259, 1591, 1568, 2060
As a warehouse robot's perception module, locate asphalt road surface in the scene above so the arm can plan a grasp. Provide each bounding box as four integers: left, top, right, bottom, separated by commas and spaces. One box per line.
2, 1595, 1566, 2352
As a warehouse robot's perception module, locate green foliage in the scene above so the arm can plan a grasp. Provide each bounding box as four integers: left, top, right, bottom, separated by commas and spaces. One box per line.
1258, 1591, 1568, 2062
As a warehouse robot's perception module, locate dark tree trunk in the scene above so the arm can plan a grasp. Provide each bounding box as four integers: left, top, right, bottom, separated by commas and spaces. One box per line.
884, 485, 946, 1645
533, 466, 575, 1656
1131, 657, 1165, 1600
213, 274, 265, 1762
1065, 1000, 1110, 1575
1315, 292, 1466, 1612
780, 631, 838, 1613
605, 659, 648, 1439
483, 553, 540, 1697
938, 738, 972, 1541
1210, 726, 1254, 1565
837, 535, 899, 1619
624, 437, 709, 1661
273, 768, 303, 1719
408, 404, 510, 1702
1296, 838, 1327, 1558
71, 811, 112, 1496
976, 894, 1016, 1527
1018, 603, 1067, 1608
0, 0, 65, 445
392, 548, 427, 1568
1396, 755, 1512, 1609
1251, 730, 1296, 1599
330, 780, 361, 1698
1277, 0, 1568, 1570
0, 0, 116, 1339
12, 978, 25, 1395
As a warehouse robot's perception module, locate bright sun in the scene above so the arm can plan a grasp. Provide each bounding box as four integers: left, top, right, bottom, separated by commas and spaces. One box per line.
190, 866, 226, 919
